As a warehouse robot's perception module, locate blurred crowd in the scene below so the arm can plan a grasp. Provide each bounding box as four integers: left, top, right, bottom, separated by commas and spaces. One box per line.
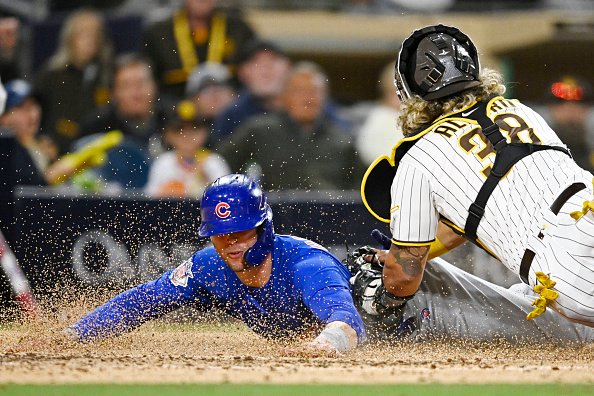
1, 0, 593, 198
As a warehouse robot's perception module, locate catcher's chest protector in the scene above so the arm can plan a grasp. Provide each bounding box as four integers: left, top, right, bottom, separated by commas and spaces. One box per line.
361, 97, 570, 249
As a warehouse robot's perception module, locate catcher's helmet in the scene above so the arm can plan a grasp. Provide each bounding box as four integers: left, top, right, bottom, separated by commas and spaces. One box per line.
199, 174, 275, 266
395, 24, 480, 101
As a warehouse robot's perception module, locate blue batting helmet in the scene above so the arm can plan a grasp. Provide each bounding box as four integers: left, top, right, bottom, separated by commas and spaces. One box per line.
199, 174, 275, 266
199, 174, 268, 237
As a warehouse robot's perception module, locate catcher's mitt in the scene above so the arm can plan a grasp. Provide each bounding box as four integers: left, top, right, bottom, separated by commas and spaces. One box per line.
345, 244, 416, 336
348, 263, 413, 337
343, 245, 382, 276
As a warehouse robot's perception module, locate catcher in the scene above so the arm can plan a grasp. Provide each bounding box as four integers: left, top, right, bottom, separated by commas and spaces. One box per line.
359, 24, 594, 328
346, 237, 594, 346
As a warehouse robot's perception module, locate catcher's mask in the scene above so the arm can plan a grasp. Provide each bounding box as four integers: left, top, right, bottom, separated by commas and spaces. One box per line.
395, 24, 480, 101
199, 174, 275, 266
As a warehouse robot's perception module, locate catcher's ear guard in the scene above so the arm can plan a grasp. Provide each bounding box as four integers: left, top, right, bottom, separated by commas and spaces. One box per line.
361, 155, 396, 223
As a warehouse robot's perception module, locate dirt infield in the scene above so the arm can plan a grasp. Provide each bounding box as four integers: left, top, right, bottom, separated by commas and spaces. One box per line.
2, 317, 594, 385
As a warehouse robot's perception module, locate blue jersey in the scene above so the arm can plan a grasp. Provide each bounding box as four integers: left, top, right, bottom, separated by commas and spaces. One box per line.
71, 235, 365, 343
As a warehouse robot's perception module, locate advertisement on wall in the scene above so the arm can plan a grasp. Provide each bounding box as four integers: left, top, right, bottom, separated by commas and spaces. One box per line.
12, 189, 376, 297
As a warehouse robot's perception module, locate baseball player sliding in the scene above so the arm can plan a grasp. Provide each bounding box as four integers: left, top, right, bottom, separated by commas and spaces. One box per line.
10, 175, 593, 354
63, 174, 365, 356
358, 24, 594, 328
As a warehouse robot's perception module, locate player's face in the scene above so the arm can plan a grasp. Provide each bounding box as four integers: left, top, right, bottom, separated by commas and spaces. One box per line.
211, 228, 259, 272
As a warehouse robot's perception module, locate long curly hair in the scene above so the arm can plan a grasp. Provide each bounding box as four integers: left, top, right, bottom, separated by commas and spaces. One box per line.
397, 68, 507, 136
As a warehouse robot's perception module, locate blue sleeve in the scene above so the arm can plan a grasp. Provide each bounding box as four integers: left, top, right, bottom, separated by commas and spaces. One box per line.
293, 254, 366, 343
70, 250, 222, 342
70, 274, 187, 342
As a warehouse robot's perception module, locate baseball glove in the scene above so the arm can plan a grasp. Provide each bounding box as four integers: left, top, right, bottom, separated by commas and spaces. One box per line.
351, 268, 414, 317
345, 245, 414, 329
344, 245, 382, 276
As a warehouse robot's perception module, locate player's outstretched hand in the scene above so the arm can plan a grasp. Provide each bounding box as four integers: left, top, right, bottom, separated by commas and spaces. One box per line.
278, 339, 342, 358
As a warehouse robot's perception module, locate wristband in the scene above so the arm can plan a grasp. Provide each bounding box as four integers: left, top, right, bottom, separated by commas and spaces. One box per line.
62, 327, 80, 343
376, 285, 415, 310
316, 326, 350, 352
428, 237, 450, 260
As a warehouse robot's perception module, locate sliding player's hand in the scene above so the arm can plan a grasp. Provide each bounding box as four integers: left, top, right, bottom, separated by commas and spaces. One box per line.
278, 338, 342, 358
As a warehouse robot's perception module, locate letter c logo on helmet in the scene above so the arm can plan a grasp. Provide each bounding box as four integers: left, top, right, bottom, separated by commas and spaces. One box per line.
199, 174, 276, 267
215, 202, 231, 218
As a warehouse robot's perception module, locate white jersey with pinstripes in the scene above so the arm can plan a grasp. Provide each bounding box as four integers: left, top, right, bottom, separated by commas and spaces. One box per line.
389, 96, 593, 274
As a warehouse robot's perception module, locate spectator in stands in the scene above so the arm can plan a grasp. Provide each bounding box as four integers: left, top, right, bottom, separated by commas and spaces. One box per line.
145, 100, 230, 198
532, 75, 594, 173
212, 39, 291, 146
355, 61, 404, 166
142, 0, 256, 102
76, 53, 168, 189
185, 62, 236, 146
35, 9, 113, 157
217, 61, 365, 191
0, 80, 55, 186
0, 16, 22, 82
0, 79, 127, 189
79, 53, 165, 157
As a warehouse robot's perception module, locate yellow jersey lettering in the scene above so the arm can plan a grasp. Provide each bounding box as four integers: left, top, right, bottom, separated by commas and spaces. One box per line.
458, 126, 495, 178
489, 98, 517, 113
432, 120, 468, 138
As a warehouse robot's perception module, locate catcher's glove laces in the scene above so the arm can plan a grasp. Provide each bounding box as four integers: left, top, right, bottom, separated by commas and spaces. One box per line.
527, 272, 559, 321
